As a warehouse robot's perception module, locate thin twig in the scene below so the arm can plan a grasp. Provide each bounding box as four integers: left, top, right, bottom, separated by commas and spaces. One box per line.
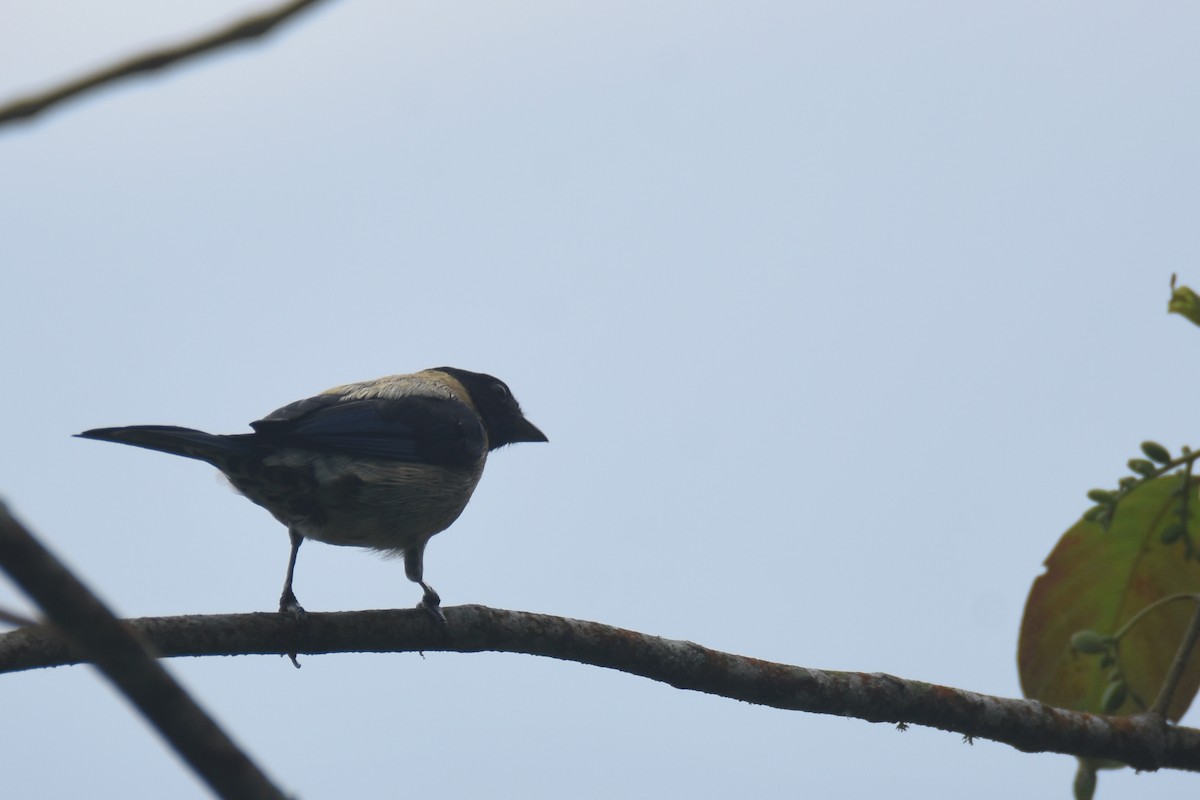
0, 0, 335, 127
0, 503, 288, 800
1112, 593, 1200, 640
0, 605, 36, 627
1151, 600, 1200, 717
1, 605, 1198, 773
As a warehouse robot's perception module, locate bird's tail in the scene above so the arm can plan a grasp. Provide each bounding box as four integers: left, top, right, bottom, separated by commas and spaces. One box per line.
76, 426, 257, 467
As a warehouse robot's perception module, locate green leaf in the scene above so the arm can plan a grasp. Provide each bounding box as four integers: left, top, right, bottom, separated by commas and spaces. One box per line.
1127, 459, 1156, 477
1141, 441, 1171, 464
1019, 476, 1200, 721
1168, 283, 1200, 327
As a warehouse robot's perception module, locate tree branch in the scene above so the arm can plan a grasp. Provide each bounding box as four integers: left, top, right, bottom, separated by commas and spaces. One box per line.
2, 604, 1197, 773
0, 0, 335, 127
0, 503, 288, 800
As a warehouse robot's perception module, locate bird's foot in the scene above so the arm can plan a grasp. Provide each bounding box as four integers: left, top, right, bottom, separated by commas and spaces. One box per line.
278, 590, 308, 668
418, 583, 448, 629
278, 589, 307, 619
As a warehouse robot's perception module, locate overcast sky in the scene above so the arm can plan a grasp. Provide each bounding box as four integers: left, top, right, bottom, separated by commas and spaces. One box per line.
2, 2, 1198, 797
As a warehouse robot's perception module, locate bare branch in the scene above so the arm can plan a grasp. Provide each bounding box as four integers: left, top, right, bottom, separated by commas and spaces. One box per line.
0, 0, 335, 127
2, 604, 1197, 773
0, 606, 36, 627
0, 503, 289, 800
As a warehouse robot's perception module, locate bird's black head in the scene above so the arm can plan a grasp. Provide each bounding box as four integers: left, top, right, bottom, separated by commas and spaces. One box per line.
434, 367, 548, 450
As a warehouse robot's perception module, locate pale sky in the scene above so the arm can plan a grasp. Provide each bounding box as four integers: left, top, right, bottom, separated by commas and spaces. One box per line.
2, 2, 1198, 797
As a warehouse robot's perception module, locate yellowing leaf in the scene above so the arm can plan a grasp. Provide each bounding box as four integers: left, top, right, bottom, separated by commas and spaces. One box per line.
1018, 476, 1200, 721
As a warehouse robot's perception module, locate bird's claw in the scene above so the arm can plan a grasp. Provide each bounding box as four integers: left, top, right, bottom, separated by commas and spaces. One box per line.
278, 590, 307, 619
278, 591, 308, 667
418, 590, 448, 629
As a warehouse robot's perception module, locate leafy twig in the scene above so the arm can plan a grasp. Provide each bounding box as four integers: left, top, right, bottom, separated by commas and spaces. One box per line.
1084, 442, 1199, 532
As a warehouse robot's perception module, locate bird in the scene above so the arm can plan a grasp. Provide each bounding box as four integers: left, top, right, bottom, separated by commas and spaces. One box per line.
77, 367, 547, 622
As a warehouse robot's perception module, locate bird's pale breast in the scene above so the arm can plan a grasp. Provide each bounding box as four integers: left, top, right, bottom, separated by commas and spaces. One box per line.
227, 449, 487, 554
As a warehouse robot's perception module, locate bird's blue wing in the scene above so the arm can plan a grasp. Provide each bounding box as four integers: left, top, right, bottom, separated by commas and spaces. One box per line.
250, 396, 486, 467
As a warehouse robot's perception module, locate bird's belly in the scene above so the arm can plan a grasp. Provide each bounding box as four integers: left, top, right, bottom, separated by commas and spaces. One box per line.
230, 451, 485, 554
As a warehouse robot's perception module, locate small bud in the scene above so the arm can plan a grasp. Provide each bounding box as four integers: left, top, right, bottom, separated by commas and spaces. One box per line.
1161, 523, 1185, 544
1101, 680, 1127, 713
1082, 506, 1106, 523
1127, 459, 1156, 477
1087, 489, 1116, 504
1117, 477, 1137, 490
1141, 441, 1172, 464
1070, 630, 1109, 654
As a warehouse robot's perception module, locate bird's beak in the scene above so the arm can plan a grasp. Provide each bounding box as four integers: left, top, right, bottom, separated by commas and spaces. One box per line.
513, 417, 548, 443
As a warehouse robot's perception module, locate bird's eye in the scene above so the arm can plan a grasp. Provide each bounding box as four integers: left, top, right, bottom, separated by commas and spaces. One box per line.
493, 382, 510, 401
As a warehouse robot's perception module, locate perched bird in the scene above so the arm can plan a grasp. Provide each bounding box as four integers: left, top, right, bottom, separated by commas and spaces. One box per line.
78, 368, 546, 620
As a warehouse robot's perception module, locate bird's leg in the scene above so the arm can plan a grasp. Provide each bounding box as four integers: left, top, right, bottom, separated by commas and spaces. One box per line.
279, 527, 306, 616
405, 544, 447, 628
279, 528, 307, 668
